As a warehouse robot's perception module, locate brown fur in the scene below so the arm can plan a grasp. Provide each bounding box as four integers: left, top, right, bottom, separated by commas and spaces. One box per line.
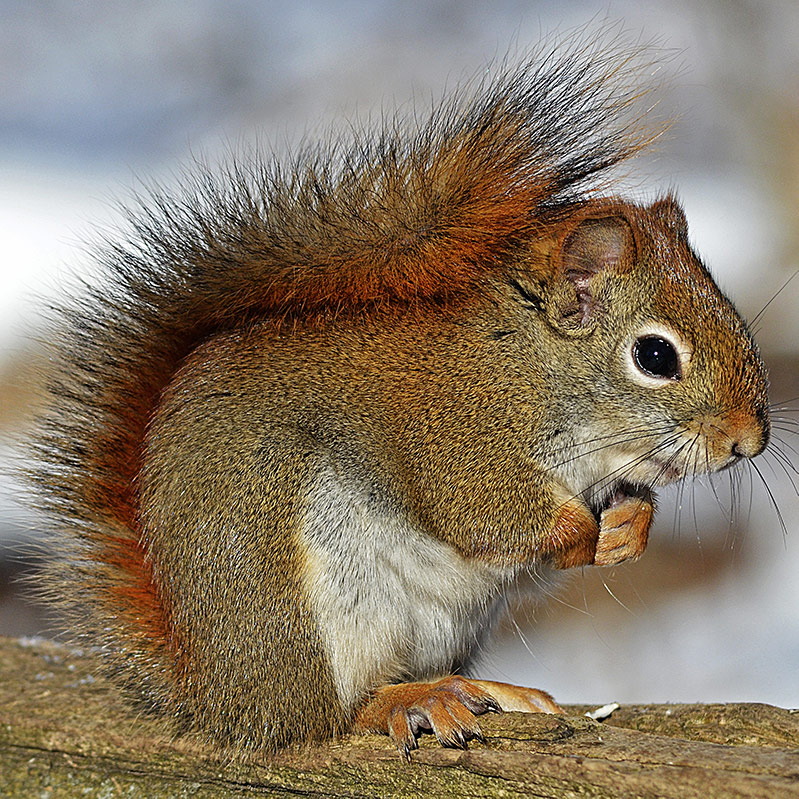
27, 31, 770, 754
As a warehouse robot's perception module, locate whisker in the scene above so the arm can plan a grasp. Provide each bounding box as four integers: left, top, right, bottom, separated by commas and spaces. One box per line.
771, 419, 799, 432
742, 459, 756, 547
598, 575, 637, 616
573, 434, 686, 504
772, 417, 799, 427
703, 430, 732, 521
547, 425, 675, 469
524, 565, 592, 615
688, 435, 704, 552
672, 468, 687, 540
546, 423, 674, 455
599, 436, 683, 489
769, 432, 799, 461
769, 396, 799, 410
749, 268, 799, 328
505, 602, 545, 666
749, 460, 788, 541
767, 440, 799, 478
725, 466, 741, 549
724, 460, 752, 557
765, 452, 799, 496
576, 568, 615, 652
646, 437, 690, 493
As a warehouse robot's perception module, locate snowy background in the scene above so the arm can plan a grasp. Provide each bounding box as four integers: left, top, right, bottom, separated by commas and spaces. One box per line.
1, 0, 798, 707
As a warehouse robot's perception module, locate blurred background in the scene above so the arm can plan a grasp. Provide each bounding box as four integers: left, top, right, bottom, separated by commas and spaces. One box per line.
1, 0, 798, 707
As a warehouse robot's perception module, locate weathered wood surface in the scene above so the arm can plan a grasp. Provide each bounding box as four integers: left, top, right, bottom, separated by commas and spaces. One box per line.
1, 636, 797, 798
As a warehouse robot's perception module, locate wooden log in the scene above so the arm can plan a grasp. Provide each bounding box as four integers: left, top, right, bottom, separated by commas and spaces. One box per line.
1, 635, 797, 798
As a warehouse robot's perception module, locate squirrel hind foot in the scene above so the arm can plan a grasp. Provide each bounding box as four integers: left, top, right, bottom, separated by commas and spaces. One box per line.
353, 676, 561, 758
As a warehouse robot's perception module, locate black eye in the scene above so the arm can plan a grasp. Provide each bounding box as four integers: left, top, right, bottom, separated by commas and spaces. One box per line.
633, 336, 681, 380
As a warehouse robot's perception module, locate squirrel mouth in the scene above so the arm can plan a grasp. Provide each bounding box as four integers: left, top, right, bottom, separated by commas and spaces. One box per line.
589, 480, 654, 520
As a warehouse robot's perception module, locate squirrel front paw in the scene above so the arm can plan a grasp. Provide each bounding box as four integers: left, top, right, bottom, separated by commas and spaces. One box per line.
594, 488, 653, 566
353, 676, 560, 758
543, 486, 654, 568
542, 496, 601, 568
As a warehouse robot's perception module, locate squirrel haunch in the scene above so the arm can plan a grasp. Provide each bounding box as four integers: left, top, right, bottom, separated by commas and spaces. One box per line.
29, 33, 771, 754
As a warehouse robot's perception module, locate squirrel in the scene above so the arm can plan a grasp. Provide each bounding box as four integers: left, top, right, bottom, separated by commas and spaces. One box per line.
28, 32, 771, 758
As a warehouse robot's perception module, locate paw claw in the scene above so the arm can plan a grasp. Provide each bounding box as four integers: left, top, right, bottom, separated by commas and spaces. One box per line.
355, 676, 510, 756
435, 720, 472, 750
482, 696, 502, 714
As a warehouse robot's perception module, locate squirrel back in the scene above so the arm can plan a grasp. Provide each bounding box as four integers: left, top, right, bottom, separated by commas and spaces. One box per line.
28, 31, 770, 752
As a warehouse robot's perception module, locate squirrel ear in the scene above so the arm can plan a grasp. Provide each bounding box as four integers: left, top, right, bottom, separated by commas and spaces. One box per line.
649, 195, 689, 240
548, 215, 635, 331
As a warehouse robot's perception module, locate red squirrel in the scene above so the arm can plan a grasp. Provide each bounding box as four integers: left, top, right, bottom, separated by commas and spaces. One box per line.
29, 34, 770, 757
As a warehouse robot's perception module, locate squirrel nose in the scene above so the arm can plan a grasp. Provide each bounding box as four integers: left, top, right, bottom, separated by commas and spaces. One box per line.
730, 427, 769, 460
724, 403, 771, 462
730, 442, 746, 460
725, 441, 755, 470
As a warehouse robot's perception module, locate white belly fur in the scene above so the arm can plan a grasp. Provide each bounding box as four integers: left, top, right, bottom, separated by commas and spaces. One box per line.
298, 464, 521, 710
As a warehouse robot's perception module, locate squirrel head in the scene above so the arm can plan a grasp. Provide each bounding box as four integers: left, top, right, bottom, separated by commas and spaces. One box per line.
500, 194, 770, 505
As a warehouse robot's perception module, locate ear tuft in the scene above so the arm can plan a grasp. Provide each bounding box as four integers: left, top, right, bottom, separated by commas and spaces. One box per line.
649, 195, 689, 240
555, 216, 635, 328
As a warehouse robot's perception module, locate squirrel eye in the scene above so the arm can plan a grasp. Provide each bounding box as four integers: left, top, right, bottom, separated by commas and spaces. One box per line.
632, 336, 681, 380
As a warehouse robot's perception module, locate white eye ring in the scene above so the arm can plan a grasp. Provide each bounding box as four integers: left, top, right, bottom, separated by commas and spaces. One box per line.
624, 324, 692, 387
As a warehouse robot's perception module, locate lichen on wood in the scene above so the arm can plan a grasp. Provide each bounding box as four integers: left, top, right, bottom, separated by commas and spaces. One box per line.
1, 636, 797, 798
